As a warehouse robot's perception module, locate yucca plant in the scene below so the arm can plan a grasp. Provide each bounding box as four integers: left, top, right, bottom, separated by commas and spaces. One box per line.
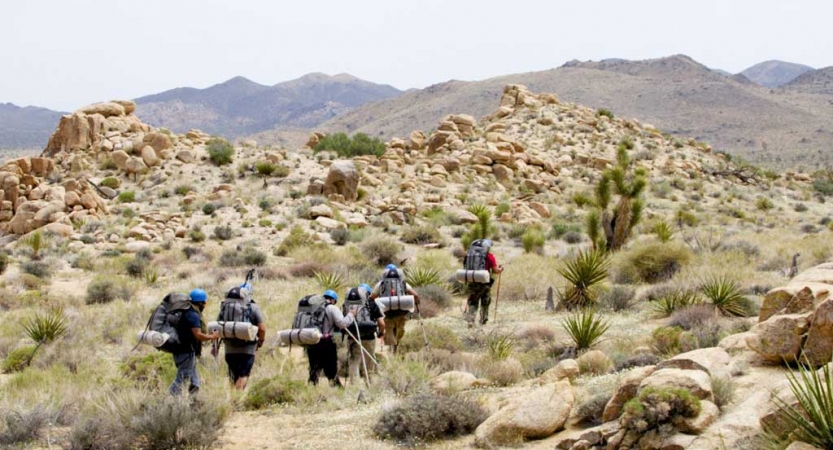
764, 360, 833, 448
22, 309, 68, 368
461, 203, 493, 248
314, 271, 346, 292
651, 221, 674, 243
404, 267, 443, 288
556, 249, 611, 309
486, 331, 514, 360
23, 230, 46, 260
700, 277, 748, 317
651, 290, 702, 317
561, 310, 610, 351
144, 267, 160, 285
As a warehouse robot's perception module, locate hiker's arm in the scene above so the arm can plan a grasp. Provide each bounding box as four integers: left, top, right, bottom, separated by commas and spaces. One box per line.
192, 327, 219, 342
406, 286, 420, 304
492, 265, 504, 274
329, 305, 355, 330
256, 323, 266, 349
377, 318, 385, 337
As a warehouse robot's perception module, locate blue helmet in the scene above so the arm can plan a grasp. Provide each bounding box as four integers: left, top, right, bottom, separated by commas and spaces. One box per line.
385, 263, 397, 271
189, 288, 208, 303
359, 283, 372, 293
323, 289, 338, 301
482, 239, 493, 249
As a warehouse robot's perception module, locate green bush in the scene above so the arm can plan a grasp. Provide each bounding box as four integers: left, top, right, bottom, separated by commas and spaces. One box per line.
174, 184, 193, 196
117, 191, 136, 203
2, 345, 36, 373
189, 229, 206, 242
597, 108, 614, 119
651, 289, 702, 317
404, 267, 443, 287
521, 228, 546, 253
207, 137, 235, 165
255, 161, 277, 176
100, 177, 120, 188
651, 326, 698, 356
373, 394, 487, 444
556, 248, 610, 309
486, 331, 514, 360
120, 352, 177, 388
401, 225, 442, 245
330, 228, 349, 246
495, 202, 511, 217
275, 226, 315, 256
623, 242, 692, 284
621, 387, 701, 432
700, 276, 749, 317
125, 256, 149, 278
213, 224, 233, 241
361, 236, 402, 267
561, 310, 610, 350
244, 376, 310, 409
313, 132, 386, 158
219, 248, 267, 267
756, 196, 774, 211
86, 277, 131, 304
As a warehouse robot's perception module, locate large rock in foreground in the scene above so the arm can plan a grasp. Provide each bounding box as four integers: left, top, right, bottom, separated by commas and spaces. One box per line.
475, 380, 574, 447
323, 160, 360, 201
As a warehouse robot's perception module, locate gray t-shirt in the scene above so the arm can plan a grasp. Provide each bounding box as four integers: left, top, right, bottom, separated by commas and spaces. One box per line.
323, 304, 354, 336
222, 302, 264, 355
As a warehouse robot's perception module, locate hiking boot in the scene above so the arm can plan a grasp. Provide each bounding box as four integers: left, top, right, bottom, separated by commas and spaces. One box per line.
480, 317, 488, 325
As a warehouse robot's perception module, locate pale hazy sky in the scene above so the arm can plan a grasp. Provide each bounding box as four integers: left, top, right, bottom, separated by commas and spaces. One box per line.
3, 0, 832, 111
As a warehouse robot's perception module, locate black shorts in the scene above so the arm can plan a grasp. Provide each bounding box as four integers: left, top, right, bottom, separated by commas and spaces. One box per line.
225, 353, 255, 381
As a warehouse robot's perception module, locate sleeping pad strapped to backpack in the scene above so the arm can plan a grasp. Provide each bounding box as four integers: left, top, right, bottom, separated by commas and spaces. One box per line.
140, 293, 193, 353
216, 286, 256, 343
378, 269, 410, 318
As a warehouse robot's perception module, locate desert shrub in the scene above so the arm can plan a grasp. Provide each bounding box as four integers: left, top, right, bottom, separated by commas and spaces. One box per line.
189, 228, 206, 242
379, 357, 432, 396
254, 161, 277, 176
173, 184, 193, 196
21, 260, 52, 279
577, 350, 614, 375
621, 387, 701, 432
460, 203, 495, 249
623, 242, 692, 283
575, 392, 613, 425
652, 289, 702, 317
404, 266, 443, 287
651, 326, 697, 356
399, 323, 461, 353
756, 197, 775, 211
401, 225, 441, 245
556, 249, 610, 309
415, 284, 452, 309
125, 256, 149, 278
599, 285, 636, 311
764, 360, 833, 447
0, 252, 8, 274
700, 277, 749, 317
561, 310, 610, 351
711, 376, 736, 410
276, 226, 316, 256
202, 202, 218, 215
475, 356, 524, 386
522, 228, 546, 253
100, 177, 120, 188
794, 203, 809, 212
562, 231, 584, 244
212, 224, 233, 241
486, 331, 515, 360
313, 271, 346, 292
182, 246, 201, 260
667, 303, 717, 330
550, 220, 582, 240
117, 191, 135, 203
651, 221, 674, 243
495, 202, 511, 217
244, 376, 310, 409
330, 228, 349, 246
86, 277, 131, 304
207, 137, 235, 165
0, 403, 56, 445
361, 236, 402, 266
314, 132, 386, 158
597, 108, 614, 119
373, 394, 487, 444
2, 345, 37, 373
515, 325, 555, 351
219, 248, 267, 267
288, 261, 329, 278
615, 353, 661, 371
120, 352, 177, 388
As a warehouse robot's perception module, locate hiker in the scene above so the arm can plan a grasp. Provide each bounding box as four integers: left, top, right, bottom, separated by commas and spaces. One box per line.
344, 284, 385, 384
217, 285, 265, 390
307, 290, 355, 387
170, 289, 219, 396
369, 264, 419, 353
464, 239, 503, 326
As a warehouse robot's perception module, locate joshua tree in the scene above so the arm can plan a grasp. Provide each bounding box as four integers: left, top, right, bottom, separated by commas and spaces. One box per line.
586, 146, 647, 252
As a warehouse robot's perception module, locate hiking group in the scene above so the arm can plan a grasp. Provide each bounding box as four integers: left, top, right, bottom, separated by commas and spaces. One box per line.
137, 239, 502, 394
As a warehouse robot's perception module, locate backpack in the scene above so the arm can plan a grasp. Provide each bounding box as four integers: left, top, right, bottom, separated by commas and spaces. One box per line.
379, 269, 409, 318
343, 287, 377, 340
464, 239, 489, 271
293, 295, 328, 336
218, 287, 256, 343
146, 293, 193, 353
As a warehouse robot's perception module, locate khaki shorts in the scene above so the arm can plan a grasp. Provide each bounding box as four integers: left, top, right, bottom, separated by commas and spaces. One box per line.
383, 314, 408, 346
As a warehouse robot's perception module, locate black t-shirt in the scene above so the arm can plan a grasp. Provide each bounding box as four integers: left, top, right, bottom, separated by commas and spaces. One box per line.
175, 308, 202, 355
366, 298, 383, 322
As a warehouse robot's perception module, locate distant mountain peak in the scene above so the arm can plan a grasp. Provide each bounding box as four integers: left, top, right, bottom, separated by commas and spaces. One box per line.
741, 60, 814, 88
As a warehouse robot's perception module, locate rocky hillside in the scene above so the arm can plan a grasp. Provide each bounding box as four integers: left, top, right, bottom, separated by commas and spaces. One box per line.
310, 55, 833, 169
783, 66, 833, 95
134, 73, 402, 137
0, 103, 64, 149
740, 60, 814, 88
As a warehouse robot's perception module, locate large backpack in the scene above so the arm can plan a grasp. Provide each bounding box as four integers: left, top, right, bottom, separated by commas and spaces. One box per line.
293, 295, 328, 336
464, 240, 489, 271
147, 293, 193, 353
218, 287, 256, 343
343, 287, 377, 340
379, 269, 409, 318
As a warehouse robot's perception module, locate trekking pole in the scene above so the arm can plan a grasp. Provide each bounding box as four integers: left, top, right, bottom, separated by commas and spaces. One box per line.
493, 271, 502, 323
353, 321, 371, 388
342, 327, 380, 368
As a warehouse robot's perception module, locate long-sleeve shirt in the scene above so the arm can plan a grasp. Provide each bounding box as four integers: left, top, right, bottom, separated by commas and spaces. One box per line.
323, 304, 354, 336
